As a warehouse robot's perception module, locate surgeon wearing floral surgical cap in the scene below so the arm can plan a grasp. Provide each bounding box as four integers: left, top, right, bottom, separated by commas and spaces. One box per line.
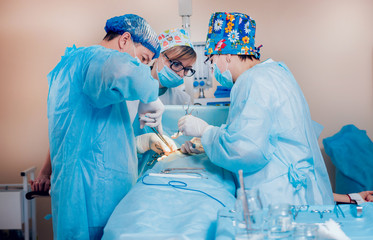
127, 28, 197, 177
178, 12, 334, 207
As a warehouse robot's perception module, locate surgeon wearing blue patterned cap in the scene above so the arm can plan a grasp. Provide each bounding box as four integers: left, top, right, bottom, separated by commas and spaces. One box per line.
126, 28, 197, 178
178, 12, 334, 207
41, 14, 174, 239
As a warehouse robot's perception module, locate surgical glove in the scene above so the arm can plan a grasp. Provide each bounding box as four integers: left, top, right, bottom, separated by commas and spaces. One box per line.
136, 133, 177, 155
180, 137, 205, 154
178, 115, 212, 137
138, 98, 165, 133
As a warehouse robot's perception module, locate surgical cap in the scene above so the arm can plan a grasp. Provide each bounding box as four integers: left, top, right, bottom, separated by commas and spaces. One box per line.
105, 14, 161, 59
158, 28, 194, 53
204, 12, 262, 58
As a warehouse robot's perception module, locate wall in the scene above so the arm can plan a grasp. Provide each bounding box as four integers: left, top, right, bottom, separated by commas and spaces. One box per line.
0, 0, 372, 239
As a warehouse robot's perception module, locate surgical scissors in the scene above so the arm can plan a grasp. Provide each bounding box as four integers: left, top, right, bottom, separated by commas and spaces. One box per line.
311, 209, 332, 219
291, 205, 309, 220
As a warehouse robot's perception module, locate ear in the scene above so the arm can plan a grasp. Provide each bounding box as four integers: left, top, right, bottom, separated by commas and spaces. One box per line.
118, 32, 132, 50
226, 54, 231, 63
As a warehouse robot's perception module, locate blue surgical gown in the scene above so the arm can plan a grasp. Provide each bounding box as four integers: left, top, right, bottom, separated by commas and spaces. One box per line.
202, 59, 334, 206
47, 45, 159, 239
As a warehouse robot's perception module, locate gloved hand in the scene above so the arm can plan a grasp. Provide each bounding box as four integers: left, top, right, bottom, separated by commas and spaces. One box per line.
138, 98, 165, 134
180, 137, 205, 154
136, 133, 177, 155
178, 115, 212, 137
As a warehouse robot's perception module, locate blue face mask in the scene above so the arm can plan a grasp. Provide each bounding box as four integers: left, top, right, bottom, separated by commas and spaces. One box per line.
213, 63, 233, 88
131, 40, 141, 64
157, 61, 184, 88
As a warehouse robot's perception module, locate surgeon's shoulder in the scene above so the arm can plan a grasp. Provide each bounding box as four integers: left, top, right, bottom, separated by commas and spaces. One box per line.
256, 60, 284, 82
84, 46, 135, 66
237, 62, 273, 86
234, 61, 280, 99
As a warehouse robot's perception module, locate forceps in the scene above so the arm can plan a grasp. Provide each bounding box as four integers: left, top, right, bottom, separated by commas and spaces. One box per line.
146, 153, 162, 166
150, 127, 172, 151
183, 103, 196, 115
161, 167, 206, 173
311, 209, 332, 219
161, 167, 207, 178
173, 103, 197, 139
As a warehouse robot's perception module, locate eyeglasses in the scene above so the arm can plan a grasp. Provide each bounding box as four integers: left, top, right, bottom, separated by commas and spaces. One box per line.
204, 55, 213, 65
164, 54, 196, 77
204, 55, 214, 73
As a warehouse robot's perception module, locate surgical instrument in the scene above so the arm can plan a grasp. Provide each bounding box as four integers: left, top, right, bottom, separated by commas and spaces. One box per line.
162, 167, 205, 173
291, 205, 309, 220
161, 168, 207, 178
147, 153, 162, 166
150, 127, 172, 151
311, 209, 332, 219
183, 103, 196, 115
148, 173, 202, 179
172, 103, 197, 139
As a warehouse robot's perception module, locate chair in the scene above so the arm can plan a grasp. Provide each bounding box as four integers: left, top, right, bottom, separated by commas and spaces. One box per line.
323, 124, 373, 194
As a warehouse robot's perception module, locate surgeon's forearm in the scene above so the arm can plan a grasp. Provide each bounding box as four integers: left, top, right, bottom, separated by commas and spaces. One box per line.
202, 127, 268, 173
333, 193, 352, 203
39, 148, 52, 176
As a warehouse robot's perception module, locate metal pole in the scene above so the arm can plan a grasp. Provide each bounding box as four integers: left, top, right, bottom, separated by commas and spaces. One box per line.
30, 171, 37, 240
22, 174, 29, 240
181, 16, 191, 37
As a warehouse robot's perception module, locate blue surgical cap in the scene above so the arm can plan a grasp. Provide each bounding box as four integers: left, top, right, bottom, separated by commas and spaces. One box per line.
105, 14, 160, 59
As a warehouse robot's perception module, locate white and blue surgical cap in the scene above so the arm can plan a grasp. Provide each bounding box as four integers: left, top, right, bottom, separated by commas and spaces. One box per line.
105, 14, 161, 59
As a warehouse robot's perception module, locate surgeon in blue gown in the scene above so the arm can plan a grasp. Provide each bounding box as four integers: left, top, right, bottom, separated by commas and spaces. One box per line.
47, 14, 168, 239
129, 28, 197, 176
178, 12, 334, 207
126, 28, 196, 124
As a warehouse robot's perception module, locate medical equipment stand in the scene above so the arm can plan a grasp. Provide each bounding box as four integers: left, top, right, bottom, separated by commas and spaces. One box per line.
0, 166, 37, 240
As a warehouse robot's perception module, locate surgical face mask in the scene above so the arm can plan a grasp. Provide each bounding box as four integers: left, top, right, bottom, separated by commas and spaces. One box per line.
156, 58, 184, 88
213, 58, 233, 88
132, 41, 141, 64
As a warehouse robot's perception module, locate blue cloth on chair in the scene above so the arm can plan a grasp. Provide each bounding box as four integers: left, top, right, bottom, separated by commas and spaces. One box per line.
323, 124, 373, 193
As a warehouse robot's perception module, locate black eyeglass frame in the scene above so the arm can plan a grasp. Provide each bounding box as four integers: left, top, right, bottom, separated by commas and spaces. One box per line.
163, 54, 196, 77
204, 55, 213, 65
